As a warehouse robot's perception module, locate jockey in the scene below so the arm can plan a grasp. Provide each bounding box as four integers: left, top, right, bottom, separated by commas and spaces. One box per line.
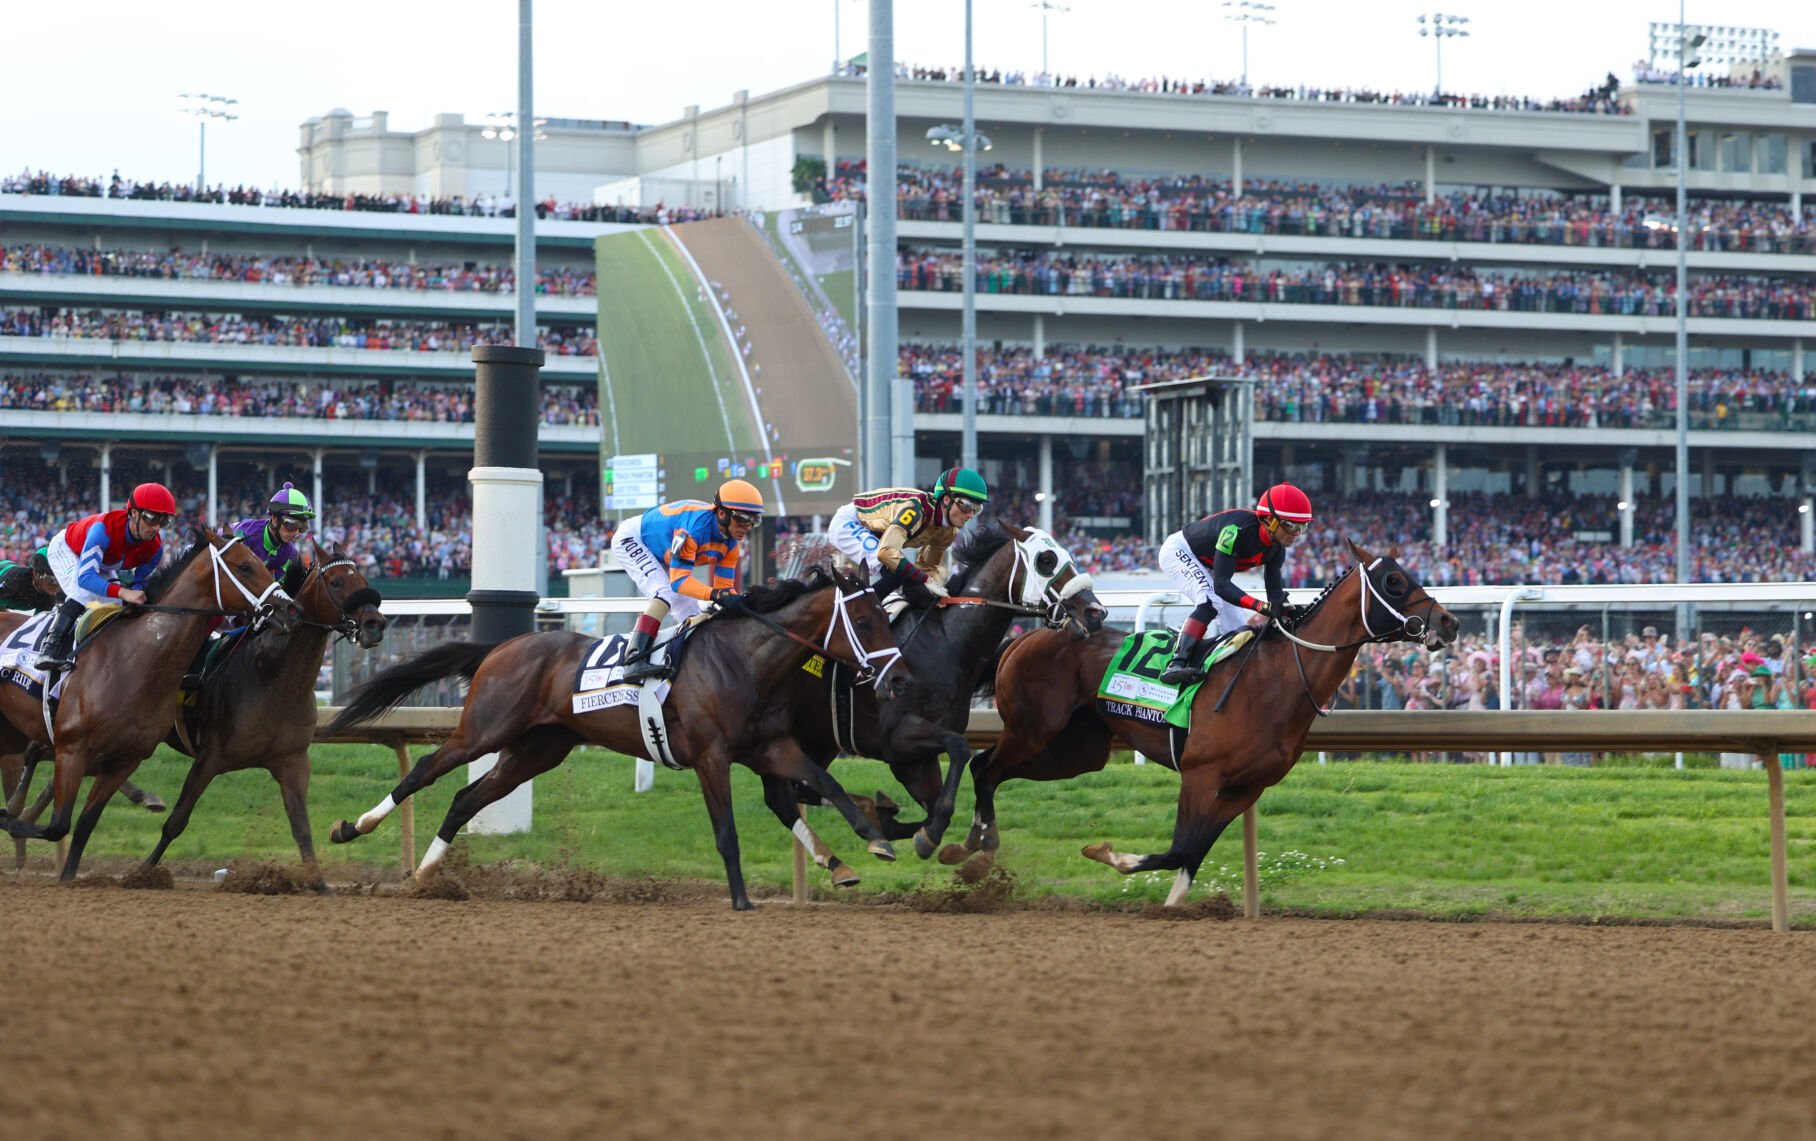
611, 477, 763, 684
231, 481, 316, 593
1155, 482, 1313, 686
0, 549, 60, 612
827, 466, 989, 611
35, 481, 178, 670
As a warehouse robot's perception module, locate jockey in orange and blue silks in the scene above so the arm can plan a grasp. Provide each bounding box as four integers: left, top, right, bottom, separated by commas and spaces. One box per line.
36, 481, 177, 670
610, 478, 763, 683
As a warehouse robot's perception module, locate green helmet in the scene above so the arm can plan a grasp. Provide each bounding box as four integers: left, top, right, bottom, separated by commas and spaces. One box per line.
932, 466, 989, 506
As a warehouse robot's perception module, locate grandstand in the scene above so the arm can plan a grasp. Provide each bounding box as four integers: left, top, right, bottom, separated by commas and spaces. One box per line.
4, 40, 1816, 596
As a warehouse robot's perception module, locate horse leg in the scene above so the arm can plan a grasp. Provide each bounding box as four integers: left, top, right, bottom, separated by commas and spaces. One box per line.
414, 727, 577, 881
141, 755, 221, 872
272, 756, 327, 892
761, 772, 860, 887
331, 741, 486, 844
119, 779, 167, 813
755, 739, 895, 865
877, 715, 971, 858
967, 710, 1113, 853
59, 766, 137, 882
1082, 773, 1260, 907
693, 750, 752, 911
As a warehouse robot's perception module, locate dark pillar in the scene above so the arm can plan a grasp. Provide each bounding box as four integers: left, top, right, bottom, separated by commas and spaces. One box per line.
468, 345, 545, 644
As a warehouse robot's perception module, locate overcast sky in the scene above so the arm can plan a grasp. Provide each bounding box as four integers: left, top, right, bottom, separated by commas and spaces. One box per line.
3, 0, 1809, 192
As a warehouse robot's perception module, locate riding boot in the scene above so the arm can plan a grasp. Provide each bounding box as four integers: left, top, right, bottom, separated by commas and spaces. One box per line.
35, 599, 83, 671
621, 628, 666, 684
1157, 632, 1205, 686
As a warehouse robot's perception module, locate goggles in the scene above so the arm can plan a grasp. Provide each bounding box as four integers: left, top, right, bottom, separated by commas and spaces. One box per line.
137, 510, 174, 528
1273, 517, 1308, 535
274, 514, 311, 531
947, 496, 984, 515
723, 510, 761, 529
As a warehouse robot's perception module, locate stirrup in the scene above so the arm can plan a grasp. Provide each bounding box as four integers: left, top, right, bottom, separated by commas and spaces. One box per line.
622, 654, 670, 684
1158, 662, 1202, 686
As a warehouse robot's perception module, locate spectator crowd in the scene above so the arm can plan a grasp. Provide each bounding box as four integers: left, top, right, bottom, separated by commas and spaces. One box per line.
0, 308, 597, 356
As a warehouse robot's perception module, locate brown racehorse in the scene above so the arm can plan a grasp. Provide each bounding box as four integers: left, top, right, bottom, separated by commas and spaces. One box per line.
139, 543, 387, 891
0, 528, 297, 879
967, 540, 1458, 906
322, 564, 912, 910
752, 523, 1105, 884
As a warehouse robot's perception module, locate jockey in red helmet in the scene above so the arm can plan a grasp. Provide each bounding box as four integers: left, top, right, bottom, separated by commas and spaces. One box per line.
1154, 482, 1313, 686
36, 482, 179, 670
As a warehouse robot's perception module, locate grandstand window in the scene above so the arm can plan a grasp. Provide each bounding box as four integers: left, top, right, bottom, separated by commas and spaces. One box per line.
1792, 62, 1816, 103
1651, 130, 1674, 169
1686, 131, 1717, 172
1754, 134, 1787, 175
1719, 133, 1751, 174
1802, 141, 1816, 179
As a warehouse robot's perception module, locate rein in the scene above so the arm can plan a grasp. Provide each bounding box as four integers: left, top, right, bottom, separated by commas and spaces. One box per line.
1269, 557, 1443, 718
134, 537, 292, 622
291, 559, 379, 641
729, 581, 904, 687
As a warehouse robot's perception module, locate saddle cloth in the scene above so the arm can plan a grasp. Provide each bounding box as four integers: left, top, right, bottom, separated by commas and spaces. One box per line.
570, 633, 671, 715
0, 610, 69, 702
1093, 627, 1253, 731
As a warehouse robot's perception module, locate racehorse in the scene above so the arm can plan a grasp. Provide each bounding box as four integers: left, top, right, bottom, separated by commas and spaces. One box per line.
966, 540, 1457, 905
138, 543, 387, 891
753, 522, 1104, 883
322, 564, 912, 910
0, 528, 297, 880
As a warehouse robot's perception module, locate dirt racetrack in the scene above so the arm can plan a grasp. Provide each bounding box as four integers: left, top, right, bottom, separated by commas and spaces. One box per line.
4, 872, 1813, 1140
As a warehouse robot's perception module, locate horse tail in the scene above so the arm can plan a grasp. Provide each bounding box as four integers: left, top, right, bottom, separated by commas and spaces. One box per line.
324, 641, 500, 734
971, 635, 1018, 701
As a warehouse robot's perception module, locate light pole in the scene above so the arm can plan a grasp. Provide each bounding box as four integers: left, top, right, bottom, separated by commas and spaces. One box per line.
928, 113, 992, 474
178, 93, 238, 198
1415, 13, 1468, 97
1221, 1, 1275, 90
481, 112, 518, 201
1029, 0, 1069, 80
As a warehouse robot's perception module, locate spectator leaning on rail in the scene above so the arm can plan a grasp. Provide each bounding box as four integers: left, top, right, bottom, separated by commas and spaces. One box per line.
35, 482, 177, 671
1156, 483, 1314, 686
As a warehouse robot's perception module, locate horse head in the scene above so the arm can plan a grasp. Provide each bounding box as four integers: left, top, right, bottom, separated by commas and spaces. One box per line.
307, 541, 388, 649
154, 527, 300, 632
824, 563, 911, 701
1345, 539, 1458, 652
1001, 523, 1107, 640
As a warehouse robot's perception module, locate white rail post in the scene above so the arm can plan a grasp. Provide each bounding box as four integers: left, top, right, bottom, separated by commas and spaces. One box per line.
1498, 588, 1544, 765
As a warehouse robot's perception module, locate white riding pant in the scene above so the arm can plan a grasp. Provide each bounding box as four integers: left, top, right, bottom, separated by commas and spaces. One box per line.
1158, 531, 1248, 637
45, 533, 117, 607
612, 527, 703, 621
828, 504, 885, 576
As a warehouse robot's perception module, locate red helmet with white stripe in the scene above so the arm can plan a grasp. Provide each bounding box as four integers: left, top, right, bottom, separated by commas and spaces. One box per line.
1255, 483, 1313, 524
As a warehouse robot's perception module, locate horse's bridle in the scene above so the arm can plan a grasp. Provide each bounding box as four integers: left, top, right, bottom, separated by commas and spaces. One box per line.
130, 536, 293, 626
938, 532, 1098, 634
735, 579, 904, 688
1260, 556, 1446, 719
294, 557, 385, 643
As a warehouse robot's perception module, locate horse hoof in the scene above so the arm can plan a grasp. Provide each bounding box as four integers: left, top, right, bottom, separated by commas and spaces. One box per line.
956, 850, 996, 885
937, 843, 969, 865
867, 838, 897, 862
732, 897, 756, 912
873, 790, 901, 817
140, 793, 167, 814
829, 861, 860, 887
328, 820, 359, 845
913, 829, 937, 860
1081, 841, 1115, 865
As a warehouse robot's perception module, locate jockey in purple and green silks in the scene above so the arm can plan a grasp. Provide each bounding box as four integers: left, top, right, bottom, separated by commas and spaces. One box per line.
231, 481, 316, 593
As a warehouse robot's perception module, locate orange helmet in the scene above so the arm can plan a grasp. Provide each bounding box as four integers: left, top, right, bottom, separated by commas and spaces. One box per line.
1255, 483, 1313, 524
713, 478, 765, 517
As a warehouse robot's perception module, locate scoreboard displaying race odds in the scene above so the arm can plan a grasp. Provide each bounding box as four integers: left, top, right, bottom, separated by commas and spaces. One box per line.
604, 448, 857, 516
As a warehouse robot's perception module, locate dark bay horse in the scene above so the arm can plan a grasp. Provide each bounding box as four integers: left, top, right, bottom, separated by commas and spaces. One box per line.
0, 528, 297, 879
139, 544, 387, 890
968, 540, 1458, 906
754, 523, 1105, 883
322, 565, 912, 910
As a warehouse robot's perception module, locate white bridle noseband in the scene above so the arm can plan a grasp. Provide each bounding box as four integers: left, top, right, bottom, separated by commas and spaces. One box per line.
208, 536, 293, 621
824, 583, 903, 687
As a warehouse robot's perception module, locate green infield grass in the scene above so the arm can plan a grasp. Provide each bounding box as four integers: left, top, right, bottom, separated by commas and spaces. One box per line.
28, 744, 1816, 924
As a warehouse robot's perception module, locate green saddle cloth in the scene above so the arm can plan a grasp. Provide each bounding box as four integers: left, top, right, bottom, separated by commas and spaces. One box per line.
1094, 628, 1251, 729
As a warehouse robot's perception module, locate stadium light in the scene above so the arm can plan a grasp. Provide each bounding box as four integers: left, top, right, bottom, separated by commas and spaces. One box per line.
1415, 13, 1469, 96
1221, 1, 1275, 90
482, 112, 521, 197
1029, 0, 1070, 80
178, 92, 239, 197
1672, 0, 1704, 598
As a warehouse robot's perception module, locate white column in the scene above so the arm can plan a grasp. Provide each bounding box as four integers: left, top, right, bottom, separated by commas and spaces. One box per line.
1038, 436, 1054, 533
1032, 127, 1043, 191
1232, 321, 1245, 365
1424, 145, 1435, 205
821, 116, 836, 178
1619, 462, 1636, 548
1612, 332, 1624, 379
415, 450, 428, 534
1795, 338, 1805, 381
1432, 445, 1448, 549
206, 445, 219, 526
1701, 451, 1715, 498
1803, 500, 1814, 554
1425, 327, 1438, 370
312, 448, 326, 525
98, 441, 112, 513
1794, 189, 1803, 217
1232, 138, 1243, 196
1033, 313, 1045, 359
1609, 182, 1621, 213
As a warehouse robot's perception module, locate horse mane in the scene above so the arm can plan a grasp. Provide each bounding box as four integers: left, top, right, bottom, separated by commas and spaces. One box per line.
947, 522, 1012, 596
735, 564, 836, 616
142, 528, 211, 603
1285, 561, 1357, 630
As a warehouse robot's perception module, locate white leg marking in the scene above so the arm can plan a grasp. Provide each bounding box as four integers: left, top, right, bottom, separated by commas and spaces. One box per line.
1110, 850, 1144, 874
1165, 869, 1193, 907
357, 794, 397, 833
791, 819, 831, 868
415, 835, 451, 879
